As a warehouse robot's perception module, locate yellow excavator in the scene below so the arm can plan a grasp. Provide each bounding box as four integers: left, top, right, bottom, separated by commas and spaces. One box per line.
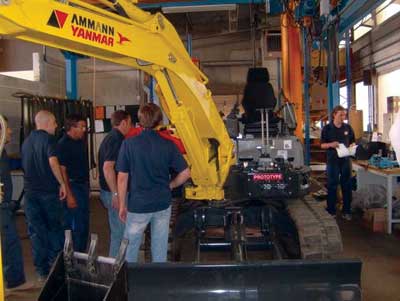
0, 1, 361, 300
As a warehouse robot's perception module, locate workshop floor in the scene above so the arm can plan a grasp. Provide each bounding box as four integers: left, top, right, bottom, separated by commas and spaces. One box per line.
6, 192, 400, 301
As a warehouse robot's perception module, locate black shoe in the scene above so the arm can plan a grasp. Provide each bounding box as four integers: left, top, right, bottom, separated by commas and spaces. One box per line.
325, 208, 336, 218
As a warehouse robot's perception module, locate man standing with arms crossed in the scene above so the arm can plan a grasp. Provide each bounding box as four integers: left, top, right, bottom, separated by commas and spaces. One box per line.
98, 110, 131, 257
22, 110, 66, 282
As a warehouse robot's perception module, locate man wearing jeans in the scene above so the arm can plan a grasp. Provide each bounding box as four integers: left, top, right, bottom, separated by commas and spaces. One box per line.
117, 103, 190, 263
321, 105, 355, 220
98, 110, 131, 257
58, 114, 90, 252
21, 110, 67, 281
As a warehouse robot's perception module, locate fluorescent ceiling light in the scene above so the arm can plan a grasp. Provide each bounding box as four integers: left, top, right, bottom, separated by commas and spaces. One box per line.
162, 4, 237, 14
0, 70, 37, 81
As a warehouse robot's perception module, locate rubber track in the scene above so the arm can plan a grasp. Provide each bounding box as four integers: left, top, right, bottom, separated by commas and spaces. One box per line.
287, 197, 343, 259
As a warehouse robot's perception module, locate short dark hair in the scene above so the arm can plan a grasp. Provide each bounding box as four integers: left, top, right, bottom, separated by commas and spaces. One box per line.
111, 110, 130, 127
138, 103, 163, 129
331, 105, 346, 120
65, 114, 85, 132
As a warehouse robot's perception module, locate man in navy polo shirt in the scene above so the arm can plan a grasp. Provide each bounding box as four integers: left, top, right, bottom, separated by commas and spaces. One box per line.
116, 103, 190, 263
58, 114, 89, 252
98, 110, 131, 257
22, 110, 66, 281
321, 105, 355, 220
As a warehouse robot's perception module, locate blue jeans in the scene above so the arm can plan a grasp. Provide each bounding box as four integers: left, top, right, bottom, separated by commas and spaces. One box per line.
1, 208, 26, 288
64, 182, 89, 252
100, 190, 125, 258
24, 191, 64, 277
124, 206, 171, 263
327, 159, 352, 215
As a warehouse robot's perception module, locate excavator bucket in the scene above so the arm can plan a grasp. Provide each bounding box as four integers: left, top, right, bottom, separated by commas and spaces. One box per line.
39, 231, 129, 301
128, 260, 362, 301
40, 231, 361, 301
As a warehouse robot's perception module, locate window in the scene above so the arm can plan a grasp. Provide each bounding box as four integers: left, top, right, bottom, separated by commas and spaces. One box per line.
376, 0, 400, 25
353, 14, 373, 40
340, 86, 348, 109
355, 81, 373, 131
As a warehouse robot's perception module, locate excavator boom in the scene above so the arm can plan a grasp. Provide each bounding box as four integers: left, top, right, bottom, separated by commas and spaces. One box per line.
0, 0, 235, 200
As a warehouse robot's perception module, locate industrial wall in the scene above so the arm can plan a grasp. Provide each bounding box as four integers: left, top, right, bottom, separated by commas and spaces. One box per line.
78, 59, 141, 106
352, 12, 400, 132
0, 40, 66, 155
191, 31, 280, 115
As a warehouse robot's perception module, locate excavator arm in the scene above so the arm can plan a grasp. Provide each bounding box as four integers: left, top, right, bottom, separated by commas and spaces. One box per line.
0, 0, 235, 200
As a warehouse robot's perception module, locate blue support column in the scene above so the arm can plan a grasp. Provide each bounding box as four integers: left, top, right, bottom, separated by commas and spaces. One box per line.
187, 33, 192, 57
149, 76, 155, 102
303, 28, 311, 166
63, 52, 79, 100
326, 27, 340, 118
277, 58, 281, 105
345, 30, 352, 110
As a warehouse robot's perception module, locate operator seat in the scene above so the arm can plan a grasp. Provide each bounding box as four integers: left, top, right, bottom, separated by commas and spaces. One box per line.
241, 68, 279, 136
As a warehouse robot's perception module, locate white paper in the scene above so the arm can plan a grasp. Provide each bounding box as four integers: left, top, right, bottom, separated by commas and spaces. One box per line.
389, 112, 400, 165
371, 132, 382, 142
116, 105, 126, 111
277, 150, 288, 160
105, 106, 115, 119
336, 143, 357, 158
283, 140, 292, 150
95, 120, 104, 133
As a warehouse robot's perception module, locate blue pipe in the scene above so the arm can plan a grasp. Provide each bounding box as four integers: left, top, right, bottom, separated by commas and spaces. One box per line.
302, 28, 311, 166
326, 27, 340, 117
345, 30, 352, 110
187, 33, 192, 57
63, 52, 79, 100
139, 0, 265, 9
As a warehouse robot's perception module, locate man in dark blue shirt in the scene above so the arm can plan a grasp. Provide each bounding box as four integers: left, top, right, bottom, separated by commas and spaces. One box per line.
21, 110, 66, 280
321, 105, 355, 220
116, 103, 190, 263
0, 116, 33, 293
98, 110, 131, 257
58, 114, 89, 252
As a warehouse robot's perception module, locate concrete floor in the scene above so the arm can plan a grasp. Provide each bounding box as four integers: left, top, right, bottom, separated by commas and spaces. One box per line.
6, 193, 400, 301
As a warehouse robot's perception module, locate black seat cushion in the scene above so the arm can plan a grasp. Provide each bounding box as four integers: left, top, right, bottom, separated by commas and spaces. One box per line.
241, 68, 277, 124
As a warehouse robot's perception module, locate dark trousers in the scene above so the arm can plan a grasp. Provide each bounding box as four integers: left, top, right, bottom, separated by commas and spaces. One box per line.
24, 191, 64, 277
1, 208, 26, 288
326, 159, 352, 215
64, 182, 89, 252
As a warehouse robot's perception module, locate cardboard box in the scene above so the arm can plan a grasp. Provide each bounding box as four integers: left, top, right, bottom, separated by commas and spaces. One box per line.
310, 83, 327, 111
363, 208, 387, 233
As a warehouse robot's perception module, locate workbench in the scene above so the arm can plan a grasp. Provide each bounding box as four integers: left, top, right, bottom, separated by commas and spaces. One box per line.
353, 161, 400, 234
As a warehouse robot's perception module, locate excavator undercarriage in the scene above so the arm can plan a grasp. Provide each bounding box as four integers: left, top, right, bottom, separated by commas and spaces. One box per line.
0, 1, 362, 300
